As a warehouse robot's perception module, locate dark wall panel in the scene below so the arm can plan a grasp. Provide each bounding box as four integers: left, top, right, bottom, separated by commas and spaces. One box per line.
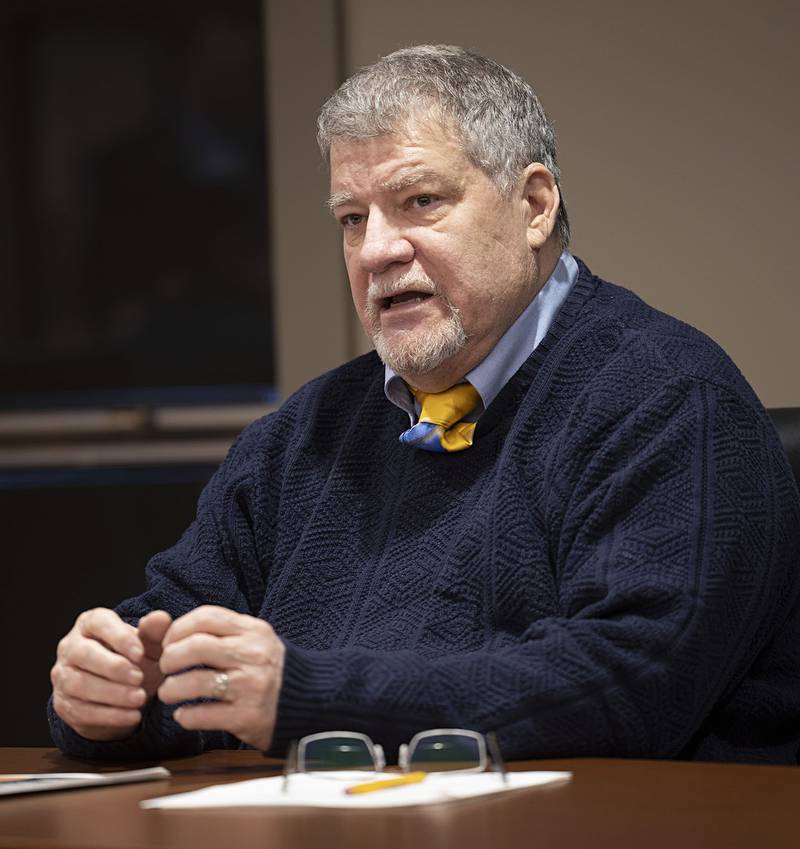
3, 478, 207, 746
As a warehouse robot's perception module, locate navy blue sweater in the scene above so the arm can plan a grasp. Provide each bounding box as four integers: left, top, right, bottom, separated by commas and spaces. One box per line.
49, 261, 800, 763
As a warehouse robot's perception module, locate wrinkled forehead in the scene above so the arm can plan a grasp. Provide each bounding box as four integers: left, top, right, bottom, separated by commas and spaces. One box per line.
328, 120, 472, 196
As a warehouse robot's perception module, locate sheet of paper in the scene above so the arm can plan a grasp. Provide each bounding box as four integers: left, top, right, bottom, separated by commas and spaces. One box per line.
0, 767, 171, 797
141, 770, 571, 810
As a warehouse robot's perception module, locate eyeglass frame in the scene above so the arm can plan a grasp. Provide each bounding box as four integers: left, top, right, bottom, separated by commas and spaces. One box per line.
283, 727, 505, 790
398, 728, 488, 774
296, 730, 386, 773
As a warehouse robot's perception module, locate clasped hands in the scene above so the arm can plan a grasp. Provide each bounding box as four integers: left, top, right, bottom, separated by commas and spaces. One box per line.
51, 606, 285, 751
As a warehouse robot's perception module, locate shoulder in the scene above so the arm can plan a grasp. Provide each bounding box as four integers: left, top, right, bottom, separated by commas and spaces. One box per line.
222, 351, 385, 462
570, 259, 762, 411
534, 260, 783, 483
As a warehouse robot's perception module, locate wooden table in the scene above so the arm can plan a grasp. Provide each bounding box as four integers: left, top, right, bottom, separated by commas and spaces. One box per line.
0, 748, 797, 849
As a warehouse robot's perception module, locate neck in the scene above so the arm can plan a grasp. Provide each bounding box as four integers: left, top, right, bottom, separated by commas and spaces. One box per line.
535, 241, 561, 293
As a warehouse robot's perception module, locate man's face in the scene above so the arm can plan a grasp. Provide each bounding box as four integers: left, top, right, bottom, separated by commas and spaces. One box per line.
329, 120, 543, 390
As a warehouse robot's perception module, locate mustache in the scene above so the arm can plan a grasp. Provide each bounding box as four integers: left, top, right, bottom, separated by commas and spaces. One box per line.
367, 271, 439, 302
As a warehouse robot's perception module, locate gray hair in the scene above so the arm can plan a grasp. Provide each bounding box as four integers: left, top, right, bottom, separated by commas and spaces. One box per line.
317, 44, 570, 249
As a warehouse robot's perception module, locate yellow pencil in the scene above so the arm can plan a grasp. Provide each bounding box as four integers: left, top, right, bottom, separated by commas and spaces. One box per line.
345, 771, 427, 795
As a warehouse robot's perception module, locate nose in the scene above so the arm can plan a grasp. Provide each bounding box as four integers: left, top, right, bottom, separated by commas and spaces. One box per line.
357, 208, 414, 274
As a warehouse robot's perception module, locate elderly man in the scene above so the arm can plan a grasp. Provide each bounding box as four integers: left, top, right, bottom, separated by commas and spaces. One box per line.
50, 45, 800, 764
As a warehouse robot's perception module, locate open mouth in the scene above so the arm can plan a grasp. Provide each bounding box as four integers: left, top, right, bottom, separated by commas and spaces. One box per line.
382, 291, 433, 310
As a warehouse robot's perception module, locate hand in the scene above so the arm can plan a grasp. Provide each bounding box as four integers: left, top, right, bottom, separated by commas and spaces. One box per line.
157, 606, 285, 751
51, 608, 172, 741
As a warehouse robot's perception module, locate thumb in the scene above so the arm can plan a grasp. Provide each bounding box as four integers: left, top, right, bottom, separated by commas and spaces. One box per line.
137, 610, 172, 661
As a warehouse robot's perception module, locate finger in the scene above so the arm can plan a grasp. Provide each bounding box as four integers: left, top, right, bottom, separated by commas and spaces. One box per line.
138, 610, 172, 660
67, 637, 144, 686
158, 668, 231, 705
52, 691, 142, 733
163, 605, 250, 647
173, 702, 275, 750
160, 633, 240, 675
77, 608, 143, 664
173, 702, 238, 732
56, 665, 147, 709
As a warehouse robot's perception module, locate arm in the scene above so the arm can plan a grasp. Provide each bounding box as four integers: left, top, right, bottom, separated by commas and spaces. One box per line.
48, 416, 279, 759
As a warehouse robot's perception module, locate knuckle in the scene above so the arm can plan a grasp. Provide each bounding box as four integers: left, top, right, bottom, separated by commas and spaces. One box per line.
62, 668, 84, 698
56, 665, 71, 692
50, 663, 62, 688
82, 607, 113, 629
198, 632, 217, 651
111, 656, 130, 678
245, 642, 270, 666
253, 618, 273, 638
251, 667, 270, 693
53, 693, 72, 723
79, 608, 99, 627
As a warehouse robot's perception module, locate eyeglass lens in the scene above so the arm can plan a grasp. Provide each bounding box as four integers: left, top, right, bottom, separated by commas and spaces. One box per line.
302, 737, 375, 771
408, 734, 481, 772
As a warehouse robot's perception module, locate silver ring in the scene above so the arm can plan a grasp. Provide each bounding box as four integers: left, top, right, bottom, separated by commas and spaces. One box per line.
211, 671, 230, 701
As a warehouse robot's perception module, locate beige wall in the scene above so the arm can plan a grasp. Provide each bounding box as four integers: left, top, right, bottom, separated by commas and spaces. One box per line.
265, 2, 351, 395
293, 0, 798, 405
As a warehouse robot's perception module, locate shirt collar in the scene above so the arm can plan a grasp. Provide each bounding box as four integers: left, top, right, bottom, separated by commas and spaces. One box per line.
384, 251, 578, 423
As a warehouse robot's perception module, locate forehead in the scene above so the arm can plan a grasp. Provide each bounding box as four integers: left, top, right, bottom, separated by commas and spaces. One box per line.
328, 122, 477, 198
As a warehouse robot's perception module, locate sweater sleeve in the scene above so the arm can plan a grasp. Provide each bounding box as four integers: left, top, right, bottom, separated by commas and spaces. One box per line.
269, 377, 800, 761
47, 415, 278, 760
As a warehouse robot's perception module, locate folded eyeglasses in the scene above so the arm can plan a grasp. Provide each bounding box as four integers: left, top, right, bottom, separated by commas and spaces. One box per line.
282, 728, 507, 790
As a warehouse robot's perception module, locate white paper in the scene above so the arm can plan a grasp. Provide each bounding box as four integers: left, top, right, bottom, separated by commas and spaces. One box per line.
141, 769, 571, 810
0, 767, 171, 797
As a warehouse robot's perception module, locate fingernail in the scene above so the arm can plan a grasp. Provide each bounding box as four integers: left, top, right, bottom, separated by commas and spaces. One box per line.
128, 668, 143, 684
129, 643, 143, 661
173, 707, 183, 722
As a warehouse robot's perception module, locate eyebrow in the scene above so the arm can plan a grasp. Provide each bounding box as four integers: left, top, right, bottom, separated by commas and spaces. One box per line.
326, 167, 457, 215
379, 167, 444, 194
326, 190, 356, 214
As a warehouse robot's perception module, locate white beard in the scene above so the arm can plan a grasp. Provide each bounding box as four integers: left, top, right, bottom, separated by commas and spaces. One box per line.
364, 270, 466, 375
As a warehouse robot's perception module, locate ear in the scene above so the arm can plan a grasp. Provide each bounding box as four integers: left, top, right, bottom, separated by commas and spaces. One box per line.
520, 164, 560, 250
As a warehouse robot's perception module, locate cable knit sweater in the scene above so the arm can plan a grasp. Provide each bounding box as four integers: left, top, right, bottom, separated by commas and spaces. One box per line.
49, 260, 800, 763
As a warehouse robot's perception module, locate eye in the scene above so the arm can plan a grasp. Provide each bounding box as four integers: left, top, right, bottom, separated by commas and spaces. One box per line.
340, 213, 365, 228
411, 194, 435, 208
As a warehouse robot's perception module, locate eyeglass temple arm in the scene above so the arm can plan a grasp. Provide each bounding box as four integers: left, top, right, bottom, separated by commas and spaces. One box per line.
486, 732, 508, 785
282, 740, 298, 795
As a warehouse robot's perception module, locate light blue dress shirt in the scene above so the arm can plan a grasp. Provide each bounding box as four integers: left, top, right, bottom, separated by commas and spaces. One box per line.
384, 251, 578, 424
